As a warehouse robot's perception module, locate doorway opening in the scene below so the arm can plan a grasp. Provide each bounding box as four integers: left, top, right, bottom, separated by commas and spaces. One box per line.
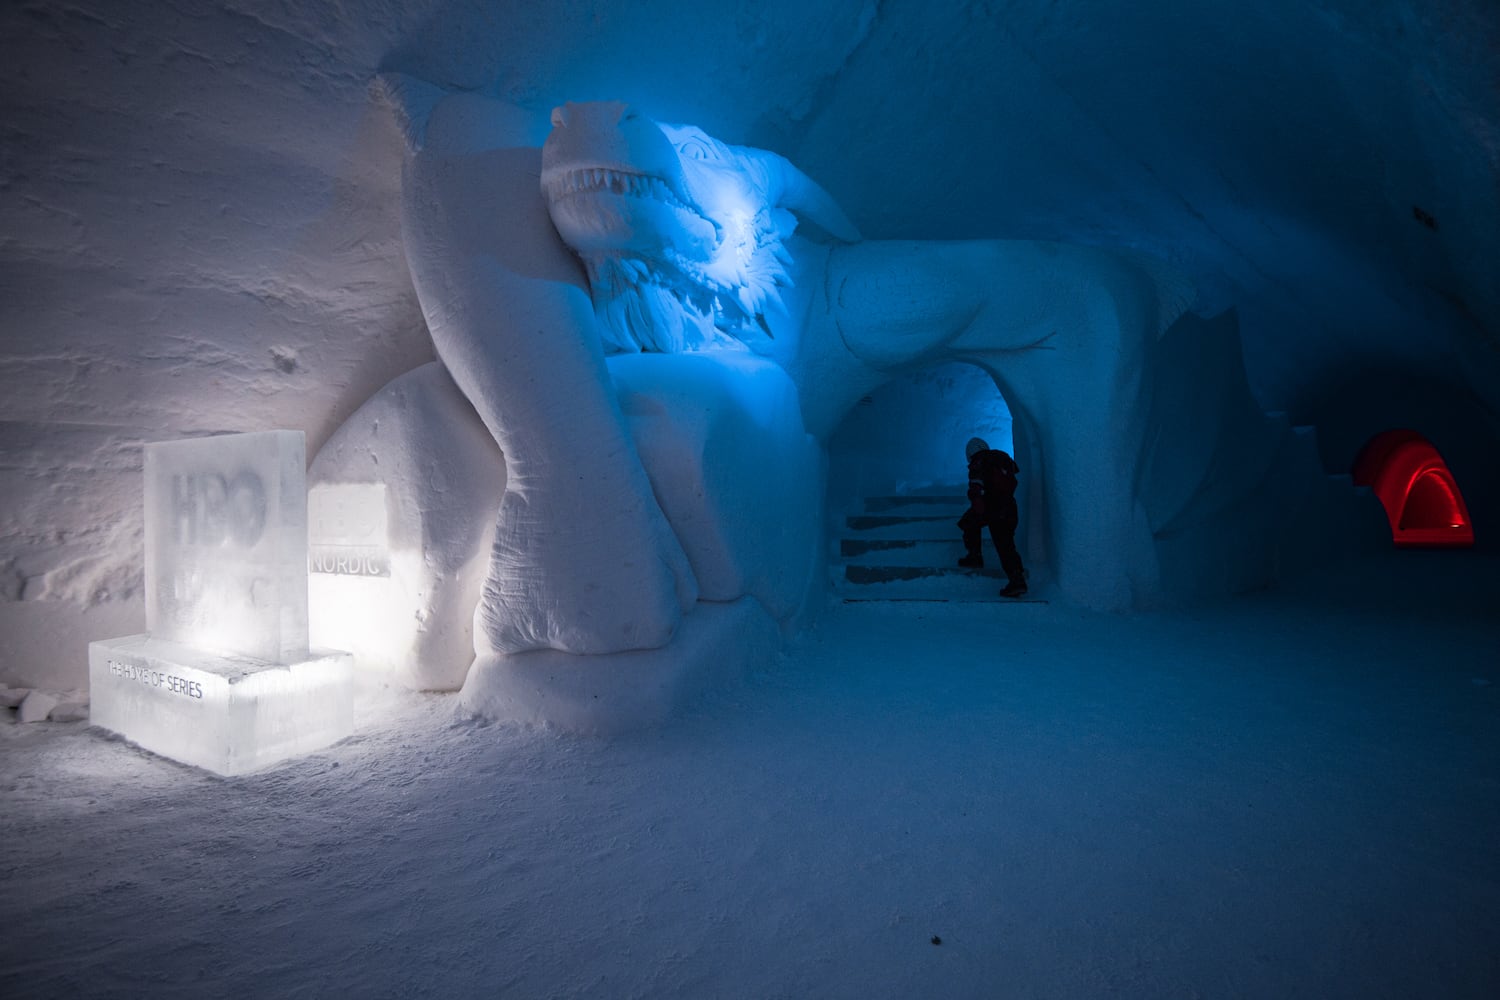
826, 362, 1013, 513
824, 362, 1024, 600
1352, 430, 1474, 547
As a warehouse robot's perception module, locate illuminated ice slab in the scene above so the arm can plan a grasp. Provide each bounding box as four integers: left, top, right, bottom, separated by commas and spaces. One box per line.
93, 430, 354, 775
89, 635, 353, 776
144, 430, 309, 664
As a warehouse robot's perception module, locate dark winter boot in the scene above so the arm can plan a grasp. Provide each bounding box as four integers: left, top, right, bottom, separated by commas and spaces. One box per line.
957, 553, 984, 569
1000, 576, 1027, 598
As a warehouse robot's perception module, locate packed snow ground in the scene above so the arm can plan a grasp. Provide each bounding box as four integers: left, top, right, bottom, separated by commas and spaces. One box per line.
3, 549, 1497, 999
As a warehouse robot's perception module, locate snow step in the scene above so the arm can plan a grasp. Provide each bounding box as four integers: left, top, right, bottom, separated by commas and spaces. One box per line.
860, 495, 968, 513
835, 567, 1037, 600
846, 514, 960, 530
841, 538, 924, 554
841, 538, 970, 566
842, 518, 970, 542
842, 596, 1047, 604
846, 565, 1002, 583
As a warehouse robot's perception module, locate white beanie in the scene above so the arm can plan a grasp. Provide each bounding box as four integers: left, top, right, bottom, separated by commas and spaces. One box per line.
965, 437, 989, 460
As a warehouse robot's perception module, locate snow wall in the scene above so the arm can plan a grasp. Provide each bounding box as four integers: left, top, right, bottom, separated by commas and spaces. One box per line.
3, 0, 1498, 696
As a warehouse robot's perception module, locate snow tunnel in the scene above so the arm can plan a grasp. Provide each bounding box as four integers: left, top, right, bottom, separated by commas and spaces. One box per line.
826, 362, 1027, 597
1352, 430, 1475, 548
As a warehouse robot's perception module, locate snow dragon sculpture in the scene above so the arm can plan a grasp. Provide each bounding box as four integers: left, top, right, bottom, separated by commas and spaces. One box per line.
311, 83, 840, 720
309, 83, 1375, 728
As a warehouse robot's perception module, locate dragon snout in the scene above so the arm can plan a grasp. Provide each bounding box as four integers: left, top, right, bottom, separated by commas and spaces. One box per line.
549, 100, 640, 132
543, 101, 669, 183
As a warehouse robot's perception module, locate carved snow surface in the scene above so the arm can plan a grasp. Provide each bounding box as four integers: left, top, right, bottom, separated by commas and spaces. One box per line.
547, 129, 1368, 611
460, 596, 780, 737
375, 82, 829, 691
608, 351, 823, 622
353, 78, 1383, 730
531, 98, 1223, 611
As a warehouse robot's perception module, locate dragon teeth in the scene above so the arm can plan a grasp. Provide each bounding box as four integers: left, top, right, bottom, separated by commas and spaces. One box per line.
546, 168, 689, 209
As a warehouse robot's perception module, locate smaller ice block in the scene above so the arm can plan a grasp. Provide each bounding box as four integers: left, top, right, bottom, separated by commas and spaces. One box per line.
89, 635, 353, 776
144, 430, 309, 664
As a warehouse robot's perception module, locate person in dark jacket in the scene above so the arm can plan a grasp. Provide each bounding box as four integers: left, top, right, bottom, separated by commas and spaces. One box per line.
957, 437, 1028, 597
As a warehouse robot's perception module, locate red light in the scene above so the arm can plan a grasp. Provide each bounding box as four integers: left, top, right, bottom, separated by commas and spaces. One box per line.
1352, 430, 1474, 547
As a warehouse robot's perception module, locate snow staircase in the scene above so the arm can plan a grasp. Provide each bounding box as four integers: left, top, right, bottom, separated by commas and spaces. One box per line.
833, 490, 1018, 602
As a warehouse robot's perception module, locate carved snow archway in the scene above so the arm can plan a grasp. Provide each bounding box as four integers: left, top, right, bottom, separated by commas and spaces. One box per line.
826, 361, 1015, 506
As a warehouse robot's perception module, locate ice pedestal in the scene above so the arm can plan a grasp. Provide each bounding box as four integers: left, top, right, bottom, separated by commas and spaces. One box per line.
88, 635, 353, 776
92, 431, 353, 775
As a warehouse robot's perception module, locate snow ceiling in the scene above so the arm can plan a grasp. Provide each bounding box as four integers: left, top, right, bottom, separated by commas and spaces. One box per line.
2, 0, 1498, 689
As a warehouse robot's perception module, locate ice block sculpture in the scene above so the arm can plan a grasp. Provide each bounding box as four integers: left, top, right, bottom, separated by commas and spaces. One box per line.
89, 431, 353, 776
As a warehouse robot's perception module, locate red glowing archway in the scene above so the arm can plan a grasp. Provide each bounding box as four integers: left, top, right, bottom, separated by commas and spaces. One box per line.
1352, 430, 1474, 547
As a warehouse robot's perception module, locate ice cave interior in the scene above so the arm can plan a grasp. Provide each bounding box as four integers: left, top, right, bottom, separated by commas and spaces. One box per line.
2, 2, 1499, 996
3, 0, 1496, 704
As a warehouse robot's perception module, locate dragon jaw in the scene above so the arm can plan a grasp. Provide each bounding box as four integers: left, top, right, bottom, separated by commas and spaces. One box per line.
541, 163, 722, 264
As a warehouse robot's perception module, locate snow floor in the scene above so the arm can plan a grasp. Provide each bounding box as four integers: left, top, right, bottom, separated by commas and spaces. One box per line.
3, 548, 1498, 999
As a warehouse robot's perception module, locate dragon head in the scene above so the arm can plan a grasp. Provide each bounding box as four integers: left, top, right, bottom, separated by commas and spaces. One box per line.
541, 101, 860, 353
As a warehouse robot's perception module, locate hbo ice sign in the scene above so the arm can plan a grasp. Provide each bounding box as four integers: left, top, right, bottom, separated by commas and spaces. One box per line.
169, 470, 268, 548
144, 431, 309, 664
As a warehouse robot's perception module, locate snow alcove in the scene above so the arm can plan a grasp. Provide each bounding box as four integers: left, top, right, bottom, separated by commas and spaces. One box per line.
3, 1, 1499, 997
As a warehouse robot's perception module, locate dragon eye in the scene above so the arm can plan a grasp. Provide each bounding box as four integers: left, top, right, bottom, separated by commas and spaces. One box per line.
678, 139, 712, 161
